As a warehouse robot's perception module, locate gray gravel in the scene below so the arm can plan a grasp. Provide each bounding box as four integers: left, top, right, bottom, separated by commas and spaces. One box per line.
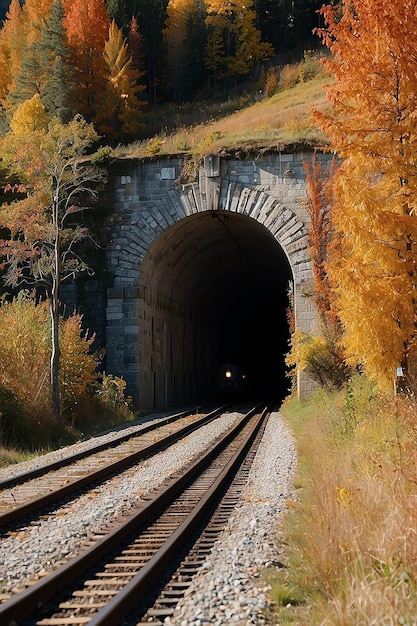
0, 410, 296, 624
167, 412, 296, 625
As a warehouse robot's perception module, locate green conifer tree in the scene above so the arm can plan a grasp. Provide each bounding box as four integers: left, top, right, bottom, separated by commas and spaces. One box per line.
9, 41, 43, 107
105, 0, 128, 29
40, 0, 74, 122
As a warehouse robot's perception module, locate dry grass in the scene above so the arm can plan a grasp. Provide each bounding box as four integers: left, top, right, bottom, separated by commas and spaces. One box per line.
114, 56, 332, 162
274, 379, 417, 625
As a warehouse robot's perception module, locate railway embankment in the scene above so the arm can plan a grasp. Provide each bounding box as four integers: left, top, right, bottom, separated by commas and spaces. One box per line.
0, 407, 296, 624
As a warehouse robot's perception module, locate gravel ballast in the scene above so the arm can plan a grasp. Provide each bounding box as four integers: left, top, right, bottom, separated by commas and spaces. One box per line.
168, 412, 296, 625
0, 410, 296, 624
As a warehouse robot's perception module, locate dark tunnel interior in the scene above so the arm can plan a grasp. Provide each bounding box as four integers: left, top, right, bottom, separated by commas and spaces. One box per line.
140, 210, 293, 407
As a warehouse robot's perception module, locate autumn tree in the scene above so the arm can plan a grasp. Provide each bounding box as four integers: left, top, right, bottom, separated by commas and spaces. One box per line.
9, 93, 49, 133
97, 19, 145, 138
205, 0, 272, 86
127, 15, 146, 73
314, 0, 417, 390
0, 105, 105, 418
303, 155, 338, 331
302, 154, 350, 387
63, 0, 110, 124
0, 0, 26, 108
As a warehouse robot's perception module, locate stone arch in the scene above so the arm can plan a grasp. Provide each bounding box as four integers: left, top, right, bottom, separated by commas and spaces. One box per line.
106, 153, 320, 408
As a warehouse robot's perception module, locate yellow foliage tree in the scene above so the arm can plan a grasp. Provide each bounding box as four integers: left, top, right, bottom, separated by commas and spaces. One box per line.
97, 20, 145, 138
10, 93, 49, 134
205, 0, 272, 83
314, 0, 417, 389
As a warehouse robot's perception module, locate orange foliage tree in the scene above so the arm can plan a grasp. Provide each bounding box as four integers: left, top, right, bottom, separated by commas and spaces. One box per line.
0, 0, 26, 106
286, 154, 350, 390
303, 155, 337, 331
314, 0, 417, 390
63, 0, 110, 124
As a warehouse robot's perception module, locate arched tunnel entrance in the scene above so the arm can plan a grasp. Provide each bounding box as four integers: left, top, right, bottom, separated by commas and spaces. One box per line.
138, 210, 293, 409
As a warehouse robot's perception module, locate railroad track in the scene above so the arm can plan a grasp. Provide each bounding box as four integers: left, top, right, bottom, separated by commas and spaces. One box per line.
0, 404, 229, 528
0, 403, 271, 626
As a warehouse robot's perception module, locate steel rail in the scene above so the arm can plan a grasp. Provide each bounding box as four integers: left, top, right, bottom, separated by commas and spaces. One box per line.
0, 404, 217, 491
0, 403, 268, 625
89, 405, 270, 626
0, 404, 229, 528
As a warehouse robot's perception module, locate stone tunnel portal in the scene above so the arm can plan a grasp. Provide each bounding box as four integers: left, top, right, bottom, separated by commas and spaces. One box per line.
138, 210, 293, 409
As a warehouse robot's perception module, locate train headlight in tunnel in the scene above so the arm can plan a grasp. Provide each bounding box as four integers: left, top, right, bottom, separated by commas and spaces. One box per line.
225, 369, 232, 378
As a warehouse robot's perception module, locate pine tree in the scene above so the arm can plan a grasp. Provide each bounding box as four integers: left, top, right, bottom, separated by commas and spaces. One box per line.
8, 0, 73, 121
182, 0, 206, 98
163, 0, 191, 102
9, 42, 44, 107
22, 0, 54, 44
105, 0, 128, 28
314, 0, 417, 389
40, 0, 74, 122
135, 0, 169, 105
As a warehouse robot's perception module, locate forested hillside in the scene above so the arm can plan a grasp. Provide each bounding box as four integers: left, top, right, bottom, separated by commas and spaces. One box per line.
0, 0, 323, 141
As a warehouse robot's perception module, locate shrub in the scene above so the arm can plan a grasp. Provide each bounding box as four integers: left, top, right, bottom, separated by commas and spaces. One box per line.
279, 63, 300, 90
0, 293, 103, 429
286, 328, 350, 390
94, 373, 131, 413
146, 135, 163, 155
59, 313, 102, 425
264, 66, 279, 97
0, 293, 51, 420
92, 145, 113, 164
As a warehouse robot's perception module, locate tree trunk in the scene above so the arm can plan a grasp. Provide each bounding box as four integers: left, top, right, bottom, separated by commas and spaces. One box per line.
50, 223, 61, 419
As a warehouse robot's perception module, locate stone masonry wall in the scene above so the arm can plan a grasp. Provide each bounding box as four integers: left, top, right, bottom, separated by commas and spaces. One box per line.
105, 153, 328, 406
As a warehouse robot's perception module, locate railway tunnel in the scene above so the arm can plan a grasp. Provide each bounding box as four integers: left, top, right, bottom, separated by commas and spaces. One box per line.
138, 210, 293, 408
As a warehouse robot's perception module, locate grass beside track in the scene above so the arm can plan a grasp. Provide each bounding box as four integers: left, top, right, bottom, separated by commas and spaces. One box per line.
268, 376, 417, 624
0, 410, 140, 469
